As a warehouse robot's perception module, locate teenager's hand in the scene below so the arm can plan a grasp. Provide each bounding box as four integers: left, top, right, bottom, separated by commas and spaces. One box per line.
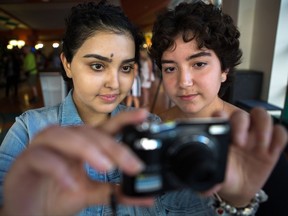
219, 107, 287, 207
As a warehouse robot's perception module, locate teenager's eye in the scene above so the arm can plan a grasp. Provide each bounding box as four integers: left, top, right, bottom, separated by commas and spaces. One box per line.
91, 63, 104, 71
163, 67, 175, 73
122, 65, 134, 73
194, 62, 207, 68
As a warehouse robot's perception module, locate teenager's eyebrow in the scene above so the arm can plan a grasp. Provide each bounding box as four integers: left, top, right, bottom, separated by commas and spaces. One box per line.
186, 51, 211, 61
83, 54, 135, 64
161, 51, 212, 64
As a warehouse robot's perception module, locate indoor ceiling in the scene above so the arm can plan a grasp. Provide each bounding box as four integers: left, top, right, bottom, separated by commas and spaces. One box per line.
0, 0, 170, 41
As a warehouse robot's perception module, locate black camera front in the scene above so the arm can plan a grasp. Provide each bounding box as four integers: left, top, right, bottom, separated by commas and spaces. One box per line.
121, 118, 231, 197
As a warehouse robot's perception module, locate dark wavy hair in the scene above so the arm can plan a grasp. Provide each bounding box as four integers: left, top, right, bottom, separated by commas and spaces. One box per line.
61, 0, 143, 83
150, 1, 242, 96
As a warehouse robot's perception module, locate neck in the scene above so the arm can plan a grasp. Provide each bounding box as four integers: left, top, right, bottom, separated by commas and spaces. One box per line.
81, 112, 110, 126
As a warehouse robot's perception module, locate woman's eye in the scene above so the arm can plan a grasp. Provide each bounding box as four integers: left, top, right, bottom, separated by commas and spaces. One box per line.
91, 63, 104, 71
122, 65, 133, 73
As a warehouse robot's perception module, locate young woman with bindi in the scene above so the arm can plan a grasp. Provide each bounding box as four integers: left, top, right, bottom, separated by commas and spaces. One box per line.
0, 1, 159, 215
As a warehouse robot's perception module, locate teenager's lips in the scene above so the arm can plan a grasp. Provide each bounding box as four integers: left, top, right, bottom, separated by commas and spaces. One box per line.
178, 93, 199, 101
98, 94, 120, 103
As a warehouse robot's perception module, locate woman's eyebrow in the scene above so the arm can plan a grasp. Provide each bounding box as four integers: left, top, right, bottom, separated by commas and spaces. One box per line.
83, 54, 112, 62
83, 54, 135, 64
122, 58, 136, 64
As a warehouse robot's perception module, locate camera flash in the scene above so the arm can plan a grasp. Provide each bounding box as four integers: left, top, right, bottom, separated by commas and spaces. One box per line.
209, 125, 230, 135
135, 138, 162, 150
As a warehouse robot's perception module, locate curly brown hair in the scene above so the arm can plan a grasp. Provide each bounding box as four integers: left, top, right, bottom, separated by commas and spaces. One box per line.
150, 1, 242, 96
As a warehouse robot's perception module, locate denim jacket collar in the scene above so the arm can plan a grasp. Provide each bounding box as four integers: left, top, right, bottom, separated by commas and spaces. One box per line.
60, 90, 83, 126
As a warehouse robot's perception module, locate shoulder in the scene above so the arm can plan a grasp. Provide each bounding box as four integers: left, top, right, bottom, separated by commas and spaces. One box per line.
17, 105, 61, 129
224, 102, 247, 117
1, 105, 62, 150
15, 100, 72, 136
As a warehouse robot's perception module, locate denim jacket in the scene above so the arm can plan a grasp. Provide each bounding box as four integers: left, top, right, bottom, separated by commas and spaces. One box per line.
0, 91, 215, 216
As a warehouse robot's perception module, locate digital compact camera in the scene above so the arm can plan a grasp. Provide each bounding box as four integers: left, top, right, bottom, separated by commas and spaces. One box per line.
121, 118, 231, 197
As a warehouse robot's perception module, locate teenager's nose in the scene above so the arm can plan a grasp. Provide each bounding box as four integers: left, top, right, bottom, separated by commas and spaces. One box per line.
179, 69, 193, 88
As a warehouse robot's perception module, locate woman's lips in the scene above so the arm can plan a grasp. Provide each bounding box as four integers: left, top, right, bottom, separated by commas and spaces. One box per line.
99, 94, 119, 103
178, 94, 198, 101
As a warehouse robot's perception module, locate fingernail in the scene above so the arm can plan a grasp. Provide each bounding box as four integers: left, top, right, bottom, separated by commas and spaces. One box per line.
135, 160, 145, 172
128, 156, 145, 173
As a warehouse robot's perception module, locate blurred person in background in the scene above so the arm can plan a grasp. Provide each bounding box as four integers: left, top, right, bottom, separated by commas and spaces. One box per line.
3, 50, 21, 99
140, 47, 154, 108
126, 62, 141, 108
22, 45, 39, 103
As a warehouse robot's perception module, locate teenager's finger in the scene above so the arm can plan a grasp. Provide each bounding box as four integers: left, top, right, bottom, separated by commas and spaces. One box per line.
269, 125, 288, 156
249, 108, 273, 151
229, 110, 250, 147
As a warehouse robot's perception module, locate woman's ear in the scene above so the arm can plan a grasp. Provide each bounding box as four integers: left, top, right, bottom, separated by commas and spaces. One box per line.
60, 53, 72, 78
221, 69, 229, 82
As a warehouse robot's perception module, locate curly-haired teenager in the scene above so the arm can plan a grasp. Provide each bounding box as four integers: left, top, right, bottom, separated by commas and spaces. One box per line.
150, 1, 288, 215
151, 1, 244, 120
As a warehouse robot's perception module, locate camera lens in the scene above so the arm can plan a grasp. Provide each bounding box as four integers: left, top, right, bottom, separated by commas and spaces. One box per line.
167, 135, 218, 191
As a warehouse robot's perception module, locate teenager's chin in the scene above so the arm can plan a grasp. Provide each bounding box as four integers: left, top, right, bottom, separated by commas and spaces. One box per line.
179, 104, 199, 115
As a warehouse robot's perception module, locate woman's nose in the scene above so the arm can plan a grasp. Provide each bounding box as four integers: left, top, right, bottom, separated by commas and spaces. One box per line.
104, 71, 119, 89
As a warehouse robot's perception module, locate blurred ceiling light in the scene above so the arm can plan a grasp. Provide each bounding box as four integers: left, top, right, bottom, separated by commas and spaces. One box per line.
7, 44, 13, 50
9, 40, 18, 46
35, 43, 44, 49
17, 40, 25, 48
8, 39, 25, 48
52, 42, 59, 48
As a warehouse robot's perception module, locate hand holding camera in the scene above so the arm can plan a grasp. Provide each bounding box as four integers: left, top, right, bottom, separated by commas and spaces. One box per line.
121, 118, 231, 197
